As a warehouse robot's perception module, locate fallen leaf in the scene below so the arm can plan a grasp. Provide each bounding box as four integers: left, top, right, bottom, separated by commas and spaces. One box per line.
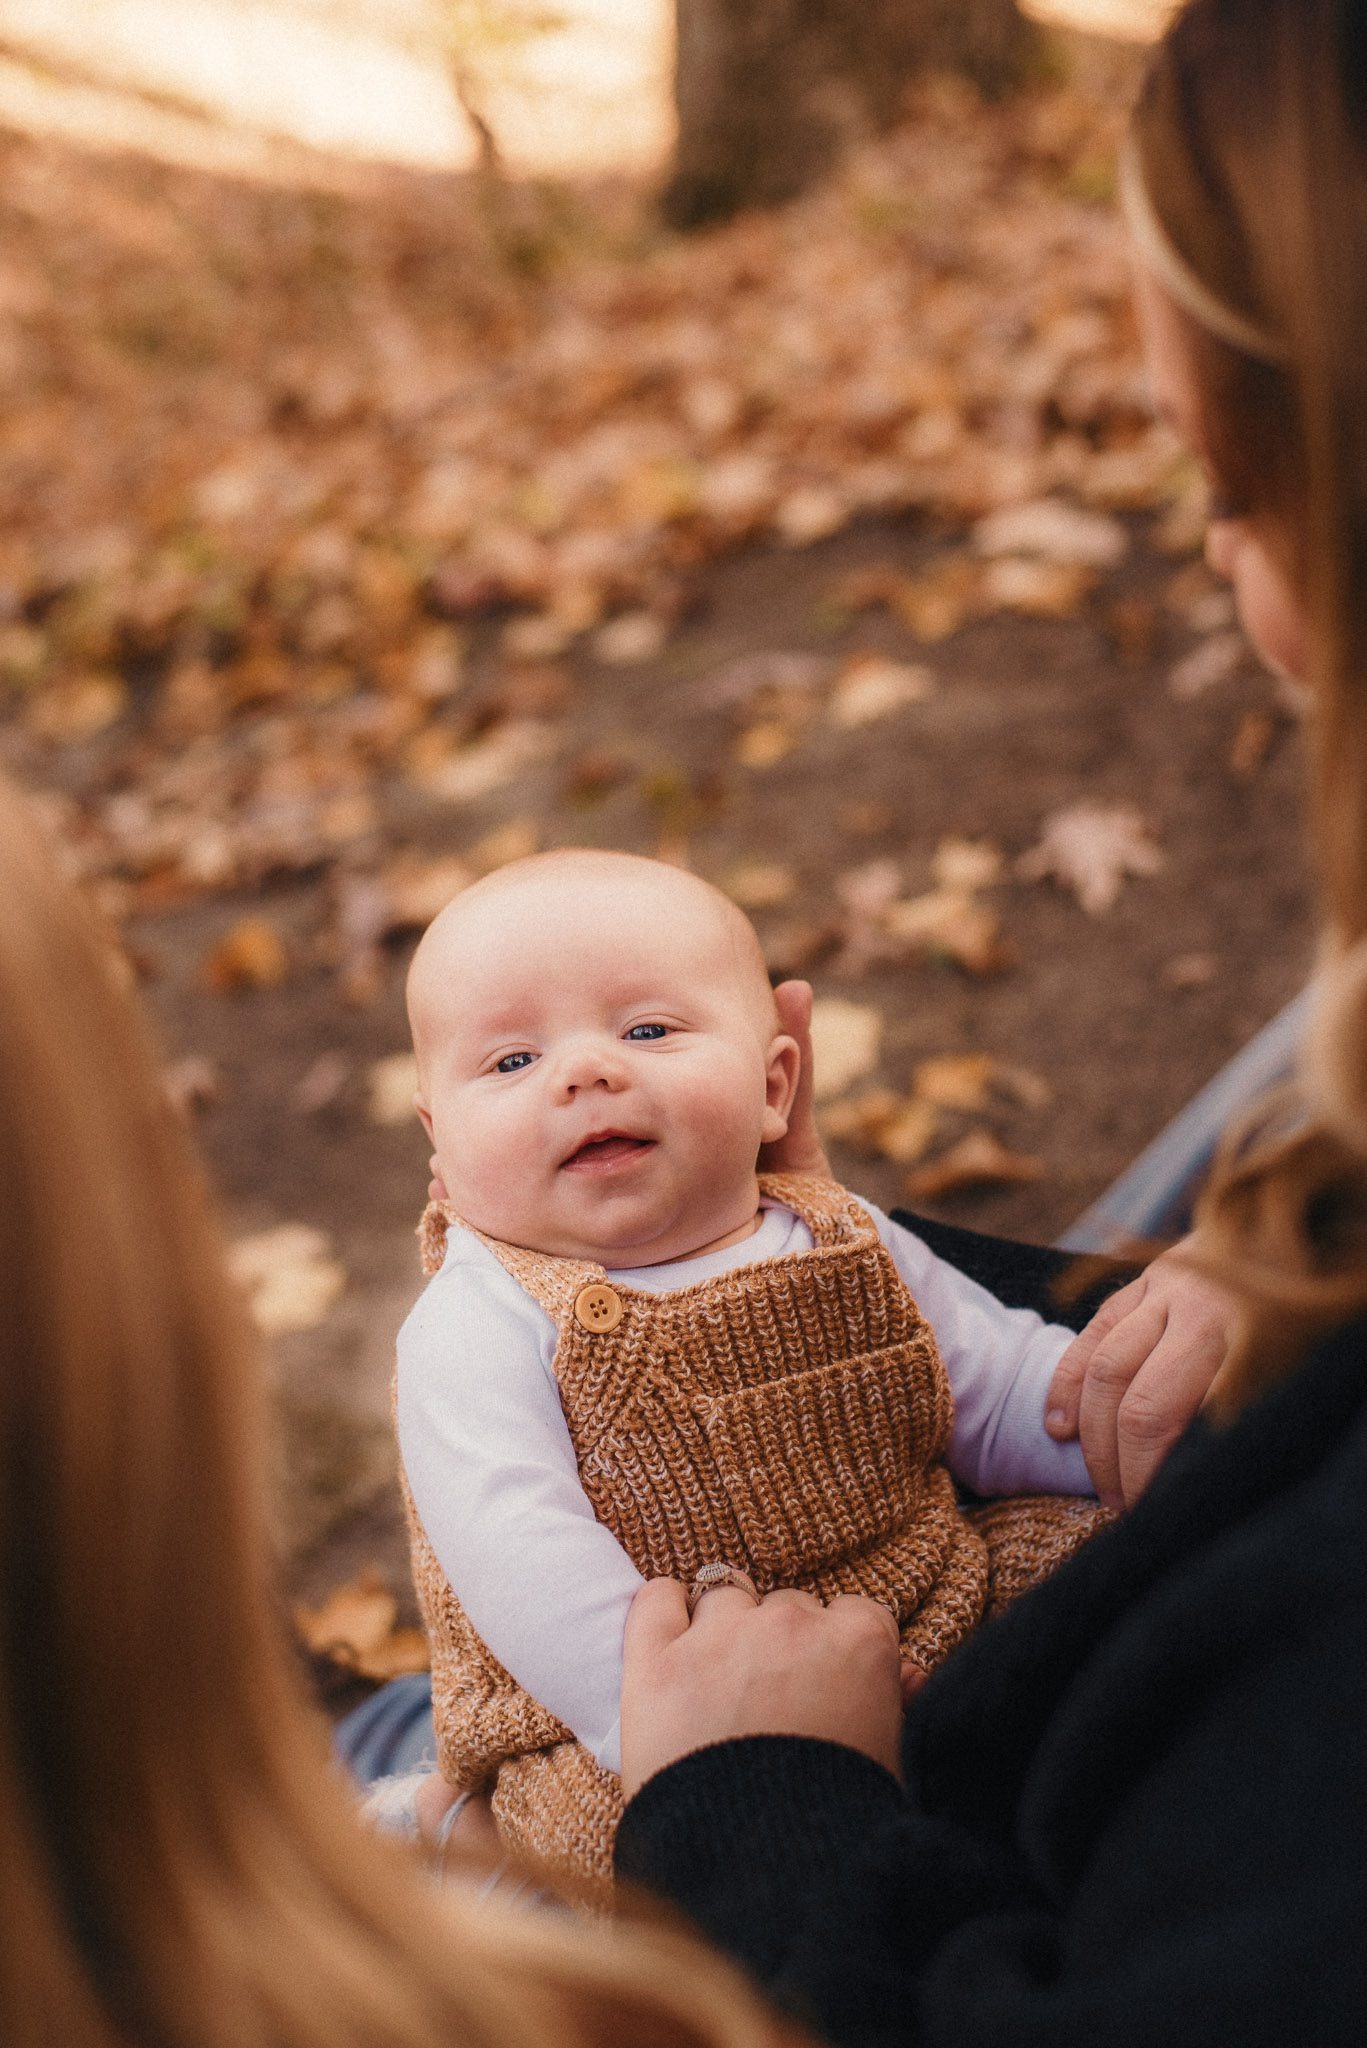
382, 853, 473, 931
201, 916, 289, 993
889, 555, 980, 642
1229, 709, 1277, 779
469, 819, 540, 873
502, 612, 574, 660
809, 997, 883, 1101
834, 857, 904, 973
1170, 631, 1245, 700
1017, 804, 1164, 916
566, 749, 633, 804
295, 1567, 431, 1681
735, 720, 799, 770
697, 651, 829, 710
407, 720, 551, 803
405, 624, 467, 701
829, 653, 935, 728
877, 1098, 941, 1165
973, 498, 1127, 569
25, 672, 128, 743
724, 859, 798, 911
368, 1052, 421, 1127
593, 610, 669, 665
821, 1088, 939, 1166
1184, 590, 1237, 635
883, 890, 1013, 975
230, 1223, 345, 1334
1106, 596, 1157, 664
295, 1568, 396, 1660
994, 1061, 1053, 1110
761, 917, 840, 978
294, 1050, 352, 1114
775, 485, 848, 546
837, 799, 896, 837
980, 556, 1094, 619
930, 837, 1003, 894
912, 1052, 996, 1112
904, 1129, 1045, 1201
1162, 951, 1219, 990
163, 1054, 222, 1116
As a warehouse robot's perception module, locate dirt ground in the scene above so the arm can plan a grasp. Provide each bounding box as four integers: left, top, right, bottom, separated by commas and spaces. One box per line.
127, 503, 1316, 1616
0, 50, 1318, 1634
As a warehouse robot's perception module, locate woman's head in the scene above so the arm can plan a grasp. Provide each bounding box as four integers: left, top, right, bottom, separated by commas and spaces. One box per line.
1124, 1, 1367, 1395
0, 771, 777, 2048
1128, 1, 1367, 918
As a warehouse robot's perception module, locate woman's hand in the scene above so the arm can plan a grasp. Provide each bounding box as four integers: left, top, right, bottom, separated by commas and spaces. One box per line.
620, 1580, 905, 1799
758, 980, 834, 1179
1045, 1240, 1236, 1509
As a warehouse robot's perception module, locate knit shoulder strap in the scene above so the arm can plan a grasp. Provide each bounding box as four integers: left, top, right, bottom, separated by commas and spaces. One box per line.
756, 1171, 878, 1248
417, 1200, 604, 1322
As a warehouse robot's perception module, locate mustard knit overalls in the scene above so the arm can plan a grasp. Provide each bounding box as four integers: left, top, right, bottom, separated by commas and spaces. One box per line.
403, 1173, 1108, 1893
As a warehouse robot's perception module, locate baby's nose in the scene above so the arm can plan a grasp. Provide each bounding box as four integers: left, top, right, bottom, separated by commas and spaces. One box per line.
557, 1038, 628, 1095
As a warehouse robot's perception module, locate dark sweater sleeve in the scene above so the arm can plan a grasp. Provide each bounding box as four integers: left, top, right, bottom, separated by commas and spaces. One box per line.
615, 1736, 1041, 2048
616, 1597, 1367, 2048
890, 1210, 1141, 1332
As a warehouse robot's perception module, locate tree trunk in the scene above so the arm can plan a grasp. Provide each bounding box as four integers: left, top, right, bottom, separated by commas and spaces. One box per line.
664, 0, 1042, 229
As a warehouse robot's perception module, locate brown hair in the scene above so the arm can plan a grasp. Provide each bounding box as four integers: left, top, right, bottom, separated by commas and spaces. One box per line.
0, 770, 781, 2047
1131, 0, 1367, 1405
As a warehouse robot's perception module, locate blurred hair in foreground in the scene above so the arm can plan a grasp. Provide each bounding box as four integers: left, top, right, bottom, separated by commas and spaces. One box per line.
1130, 0, 1367, 1406
0, 769, 777, 2046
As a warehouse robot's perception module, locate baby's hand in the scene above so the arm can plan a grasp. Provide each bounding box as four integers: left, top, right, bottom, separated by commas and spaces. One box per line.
1045, 1241, 1236, 1510
758, 980, 835, 1179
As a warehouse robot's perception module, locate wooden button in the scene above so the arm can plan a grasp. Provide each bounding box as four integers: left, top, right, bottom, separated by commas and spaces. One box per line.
573, 1283, 623, 1334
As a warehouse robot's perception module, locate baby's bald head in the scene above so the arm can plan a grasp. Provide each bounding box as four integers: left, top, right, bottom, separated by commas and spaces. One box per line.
407, 849, 777, 1081
404, 849, 799, 1264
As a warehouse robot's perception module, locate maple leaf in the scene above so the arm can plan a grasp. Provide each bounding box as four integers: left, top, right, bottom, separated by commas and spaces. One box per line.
1017, 804, 1165, 917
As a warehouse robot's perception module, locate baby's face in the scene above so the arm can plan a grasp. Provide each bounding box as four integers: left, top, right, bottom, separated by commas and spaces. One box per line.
409, 859, 798, 1266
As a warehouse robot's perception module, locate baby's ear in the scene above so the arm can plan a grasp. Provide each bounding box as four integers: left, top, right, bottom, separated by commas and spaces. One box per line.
414, 1093, 435, 1142
760, 1033, 801, 1143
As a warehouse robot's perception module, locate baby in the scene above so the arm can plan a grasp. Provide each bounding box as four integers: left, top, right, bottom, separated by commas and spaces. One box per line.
397, 849, 1107, 1890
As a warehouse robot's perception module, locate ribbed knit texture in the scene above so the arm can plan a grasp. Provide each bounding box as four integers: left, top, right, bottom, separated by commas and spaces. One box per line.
402, 1174, 1108, 1893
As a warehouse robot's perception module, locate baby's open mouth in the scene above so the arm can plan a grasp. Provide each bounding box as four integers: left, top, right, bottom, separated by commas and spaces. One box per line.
560, 1132, 656, 1172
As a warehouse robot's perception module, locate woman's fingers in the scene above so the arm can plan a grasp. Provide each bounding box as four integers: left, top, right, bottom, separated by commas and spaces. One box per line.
428, 1154, 450, 1202
1112, 1313, 1228, 1506
1051, 1246, 1237, 1508
1045, 1275, 1145, 1440
761, 980, 833, 1178
1076, 1295, 1170, 1507
620, 1579, 905, 1797
623, 1575, 692, 1663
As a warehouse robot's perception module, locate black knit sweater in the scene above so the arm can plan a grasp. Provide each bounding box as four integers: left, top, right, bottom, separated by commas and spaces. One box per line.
616, 1227, 1367, 2046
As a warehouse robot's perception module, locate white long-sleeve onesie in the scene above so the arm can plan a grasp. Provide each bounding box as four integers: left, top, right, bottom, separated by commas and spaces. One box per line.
396, 1196, 1090, 1775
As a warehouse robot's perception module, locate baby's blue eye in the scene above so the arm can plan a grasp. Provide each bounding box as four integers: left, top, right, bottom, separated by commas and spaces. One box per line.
495, 1051, 536, 1073
625, 1023, 668, 1041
